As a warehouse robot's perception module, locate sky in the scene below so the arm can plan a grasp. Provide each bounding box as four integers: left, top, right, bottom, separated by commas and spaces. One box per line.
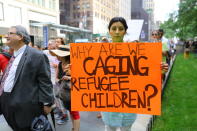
154, 0, 180, 22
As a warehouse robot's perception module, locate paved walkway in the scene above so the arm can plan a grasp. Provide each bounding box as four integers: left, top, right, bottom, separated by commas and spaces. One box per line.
0, 113, 151, 131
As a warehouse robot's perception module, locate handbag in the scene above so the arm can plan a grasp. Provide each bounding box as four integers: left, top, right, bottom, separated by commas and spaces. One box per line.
31, 115, 53, 131
59, 80, 71, 110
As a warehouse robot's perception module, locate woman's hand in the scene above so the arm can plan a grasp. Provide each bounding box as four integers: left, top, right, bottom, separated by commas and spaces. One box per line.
161, 62, 169, 72
62, 75, 71, 80
63, 64, 71, 75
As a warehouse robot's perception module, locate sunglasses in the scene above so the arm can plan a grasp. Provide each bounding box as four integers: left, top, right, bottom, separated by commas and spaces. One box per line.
152, 33, 158, 36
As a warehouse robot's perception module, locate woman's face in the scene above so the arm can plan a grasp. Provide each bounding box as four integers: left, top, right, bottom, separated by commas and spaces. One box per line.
55, 38, 62, 48
109, 22, 126, 42
151, 31, 158, 39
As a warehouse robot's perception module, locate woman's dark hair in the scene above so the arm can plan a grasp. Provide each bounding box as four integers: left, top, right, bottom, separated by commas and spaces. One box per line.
56, 37, 65, 45
108, 17, 128, 31
64, 55, 70, 63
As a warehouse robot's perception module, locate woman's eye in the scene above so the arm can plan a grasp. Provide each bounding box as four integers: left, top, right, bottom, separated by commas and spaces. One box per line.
112, 27, 116, 31
119, 27, 124, 31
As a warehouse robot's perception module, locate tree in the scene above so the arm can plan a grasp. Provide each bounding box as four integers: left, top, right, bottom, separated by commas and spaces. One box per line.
160, 0, 197, 40
160, 13, 177, 39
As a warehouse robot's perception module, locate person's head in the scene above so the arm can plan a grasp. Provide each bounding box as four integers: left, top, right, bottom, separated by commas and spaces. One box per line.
34, 45, 41, 50
108, 17, 128, 42
55, 37, 65, 49
50, 45, 70, 63
158, 29, 164, 39
48, 39, 56, 50
101, 37, 109, 43
151, 30, 159, 39
5, 25, 31, 50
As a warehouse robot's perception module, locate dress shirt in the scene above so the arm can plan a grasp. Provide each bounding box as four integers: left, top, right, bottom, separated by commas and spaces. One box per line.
4, 45, 26, 92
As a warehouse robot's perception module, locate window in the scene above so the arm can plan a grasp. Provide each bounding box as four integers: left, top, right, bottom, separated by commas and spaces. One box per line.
87, 11, 90, 17
38, 0, 42, 6
73, 5, 76, 10
77, 12, 80, 18
32, 0, 37, 4
42, 0, 45, 7
52, 0, 56, 10
77, 5, 80, 9
87, 20, 91, 25
83, 3, 90, 8
8, 6, 22, 25
73, 13, 76, 19
0, 2, 4, 20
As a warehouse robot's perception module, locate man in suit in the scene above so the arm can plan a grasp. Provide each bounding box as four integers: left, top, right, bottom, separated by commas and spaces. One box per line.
0, 25, 54, 131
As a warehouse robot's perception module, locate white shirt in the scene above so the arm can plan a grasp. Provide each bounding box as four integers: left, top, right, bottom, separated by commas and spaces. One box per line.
43, 50, 59, 84
4, 45, 26, 92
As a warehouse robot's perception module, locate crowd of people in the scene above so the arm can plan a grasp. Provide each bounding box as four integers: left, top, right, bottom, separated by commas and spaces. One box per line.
0, 17, 171, 131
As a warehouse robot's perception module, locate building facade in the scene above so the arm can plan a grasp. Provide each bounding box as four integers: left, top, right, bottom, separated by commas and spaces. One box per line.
119, 0, 131, 20
143, 0, 155, 37
131, 0, 149, 41
0, 0, 59, 46
155, 20, 162, 30
60, 0, 131, 37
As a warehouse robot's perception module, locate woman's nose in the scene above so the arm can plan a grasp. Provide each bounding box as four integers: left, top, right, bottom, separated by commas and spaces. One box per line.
115, 29, 119, 33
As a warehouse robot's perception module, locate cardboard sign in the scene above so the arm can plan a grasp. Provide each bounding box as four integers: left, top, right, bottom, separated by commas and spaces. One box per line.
70, 42, 162, 115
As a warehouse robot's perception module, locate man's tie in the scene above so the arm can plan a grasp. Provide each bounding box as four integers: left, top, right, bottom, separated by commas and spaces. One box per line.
0, 56, 15, 95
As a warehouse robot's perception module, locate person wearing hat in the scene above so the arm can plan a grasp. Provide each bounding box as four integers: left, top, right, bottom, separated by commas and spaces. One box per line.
51, 45, 80, 131
50, 44, 70, 125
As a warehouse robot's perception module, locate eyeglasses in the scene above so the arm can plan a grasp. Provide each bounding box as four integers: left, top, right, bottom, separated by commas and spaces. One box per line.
7, 32, 17, 36
152, 33, 158, 36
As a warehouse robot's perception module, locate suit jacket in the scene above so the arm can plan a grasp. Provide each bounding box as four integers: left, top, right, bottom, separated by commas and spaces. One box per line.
0, 46, 54, 128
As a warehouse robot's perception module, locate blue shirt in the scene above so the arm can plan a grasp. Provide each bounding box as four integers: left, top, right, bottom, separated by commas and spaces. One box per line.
101, 112, 137, 127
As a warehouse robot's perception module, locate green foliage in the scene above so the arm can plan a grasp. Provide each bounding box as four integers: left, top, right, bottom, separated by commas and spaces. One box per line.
152, 54, 197, 131
160, 0, 197, 40
160, 13, 177, 39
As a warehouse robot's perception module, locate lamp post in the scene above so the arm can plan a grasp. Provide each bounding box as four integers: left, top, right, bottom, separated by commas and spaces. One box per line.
146, 8, 153, 40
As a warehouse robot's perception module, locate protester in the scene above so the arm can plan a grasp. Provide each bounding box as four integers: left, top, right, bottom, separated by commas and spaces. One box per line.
157, 29, 171, 64
150, 30, 159, 42
157, 29, 170, 80
53, 37, 69, 125
0, 25, 54, 131
33, 45, 42, 50
101, 37, 109, 43
55, 37, 65, 48
100, 17, 169, 131
169, 40, 176, 58
51, 45, 80, 131
184, 41, 190, 58
43, 39, 58, 85
101, 17, 137, 131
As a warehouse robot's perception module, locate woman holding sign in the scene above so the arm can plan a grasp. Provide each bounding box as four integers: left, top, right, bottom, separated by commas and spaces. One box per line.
101, 17, 137, 131
101, 17, 168, 131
